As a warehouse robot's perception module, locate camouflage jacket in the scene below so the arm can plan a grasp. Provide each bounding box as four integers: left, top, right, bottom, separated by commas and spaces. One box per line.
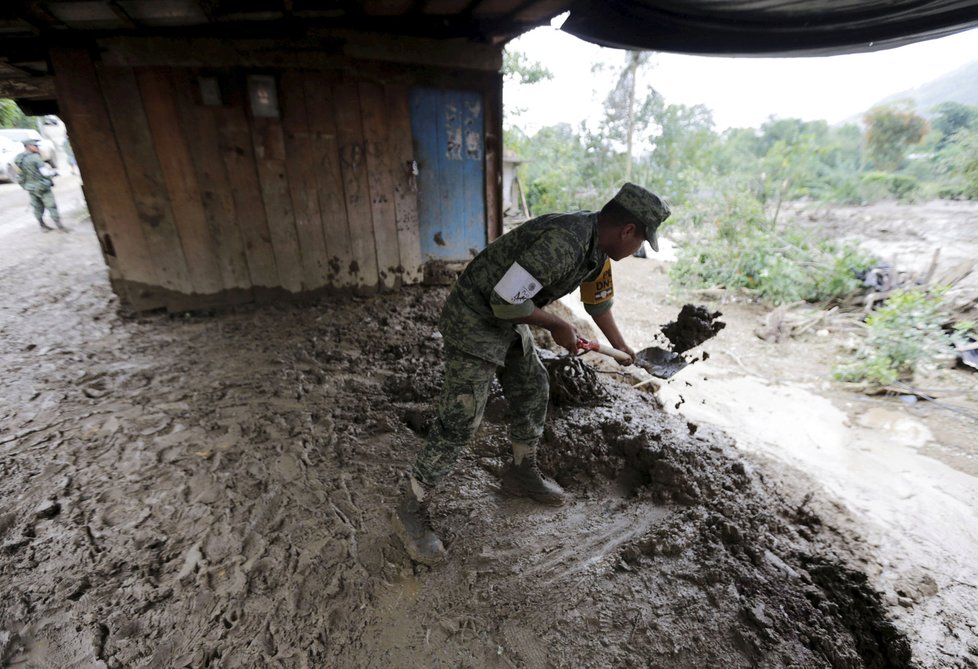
439, 211, 614, 365
14, 151, 52, 192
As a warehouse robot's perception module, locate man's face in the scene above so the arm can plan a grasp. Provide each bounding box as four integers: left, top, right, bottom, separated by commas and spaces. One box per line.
26, 144, 39, 153
600, 222, 646, 261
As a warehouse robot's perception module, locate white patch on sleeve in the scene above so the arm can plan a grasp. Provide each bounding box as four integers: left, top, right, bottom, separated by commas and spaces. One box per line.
494, 262, 543, 304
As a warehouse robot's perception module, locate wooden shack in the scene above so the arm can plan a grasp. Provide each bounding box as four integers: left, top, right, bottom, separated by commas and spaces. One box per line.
1, 2, 572, 311
51, 33, 508, 311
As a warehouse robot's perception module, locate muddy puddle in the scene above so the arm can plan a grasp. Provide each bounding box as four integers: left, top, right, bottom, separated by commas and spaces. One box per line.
0, 187, 926, 667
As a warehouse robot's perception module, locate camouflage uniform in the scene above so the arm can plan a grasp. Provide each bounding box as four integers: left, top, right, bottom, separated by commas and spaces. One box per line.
15, 150, 61, 228
413, 211, 615, 486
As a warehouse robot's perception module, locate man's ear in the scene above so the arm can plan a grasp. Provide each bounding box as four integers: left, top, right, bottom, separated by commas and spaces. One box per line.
621, 222, 636, 239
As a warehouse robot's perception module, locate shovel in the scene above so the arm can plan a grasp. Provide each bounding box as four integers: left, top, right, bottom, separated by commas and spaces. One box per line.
576, 337, 632, 364
577, 338, 690, 379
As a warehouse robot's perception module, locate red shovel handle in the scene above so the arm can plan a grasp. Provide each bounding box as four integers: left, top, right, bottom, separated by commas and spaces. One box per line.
577, 338, 632, 364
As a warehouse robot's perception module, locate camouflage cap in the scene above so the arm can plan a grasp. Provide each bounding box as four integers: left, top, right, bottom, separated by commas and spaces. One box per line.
611, 183, 671, 252
21, 138, 40, 146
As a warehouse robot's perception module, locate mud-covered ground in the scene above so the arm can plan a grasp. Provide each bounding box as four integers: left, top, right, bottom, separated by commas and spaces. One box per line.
0, 181, 935, 668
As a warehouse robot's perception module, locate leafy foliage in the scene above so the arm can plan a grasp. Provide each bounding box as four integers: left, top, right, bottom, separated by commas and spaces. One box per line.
930, 101, 978, 149
934, 128, 978, 199
834, 288, 958, 387
502, 50, 553, 85
860, 172, 921, 203
0, 99, 30, 128
863, 102, 928, 171
669, 192, 878, 305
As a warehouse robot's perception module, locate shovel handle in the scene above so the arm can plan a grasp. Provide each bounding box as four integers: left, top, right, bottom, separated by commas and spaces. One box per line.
577, 338, 632, 364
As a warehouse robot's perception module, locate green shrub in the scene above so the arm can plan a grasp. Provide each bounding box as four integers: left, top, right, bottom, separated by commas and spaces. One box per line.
834, 288, 956, 387
859, 172, 921, 203
812, 242, 878, 302
670, 193, 878, 305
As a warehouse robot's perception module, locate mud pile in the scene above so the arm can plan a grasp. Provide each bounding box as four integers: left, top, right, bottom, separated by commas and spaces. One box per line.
0, 222, 911, 667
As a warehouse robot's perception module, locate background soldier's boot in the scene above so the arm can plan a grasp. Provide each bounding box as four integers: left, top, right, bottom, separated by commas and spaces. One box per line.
38, 220, 53, 231
53, 218, 67, 232
392, 478, 447, 565
501, 441, 566, 506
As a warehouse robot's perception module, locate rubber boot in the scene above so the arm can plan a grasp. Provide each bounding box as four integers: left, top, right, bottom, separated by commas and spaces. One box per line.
53, 218, 67, 232
39, 220, 53, 232
500, 441, 566, 506
392, 478, 447, 565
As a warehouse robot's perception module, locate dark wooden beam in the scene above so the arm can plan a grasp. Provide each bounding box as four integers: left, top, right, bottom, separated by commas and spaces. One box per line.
15, 1, 68, 31
107, 1, 140, 29
0, 75, 55, 98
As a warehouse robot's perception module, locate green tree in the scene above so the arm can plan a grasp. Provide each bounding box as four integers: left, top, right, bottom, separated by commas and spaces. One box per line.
930, 101, 978, 149
0, 99, 30, 128
863, 102, 928, 171
757, 117, 828, 155
816, 123, 866, 203
502, 50, 553, 85
599, 51, 658, 182
502, 49, 553, 125
760, 133, 821, 223
644, 102, 717, 203
936, 128, 978, 199
509, 123, 600, 214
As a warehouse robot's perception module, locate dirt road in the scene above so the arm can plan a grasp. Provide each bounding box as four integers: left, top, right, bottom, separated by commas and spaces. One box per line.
0, 183, 961, 667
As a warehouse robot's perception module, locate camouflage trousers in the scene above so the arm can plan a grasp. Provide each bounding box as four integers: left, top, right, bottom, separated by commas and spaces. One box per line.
29, 189, 60, 224
412, 340, 549, 487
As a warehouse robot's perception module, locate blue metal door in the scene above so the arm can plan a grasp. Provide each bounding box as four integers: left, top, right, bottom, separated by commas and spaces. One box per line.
409, 87, 486, 261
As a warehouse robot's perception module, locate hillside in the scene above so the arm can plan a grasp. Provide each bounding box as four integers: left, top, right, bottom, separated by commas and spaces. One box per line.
876, 59, 978, 115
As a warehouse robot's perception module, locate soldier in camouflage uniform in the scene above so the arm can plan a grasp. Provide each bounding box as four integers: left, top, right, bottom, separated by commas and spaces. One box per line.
15, 138, 65, 232
393, 183, 671, 564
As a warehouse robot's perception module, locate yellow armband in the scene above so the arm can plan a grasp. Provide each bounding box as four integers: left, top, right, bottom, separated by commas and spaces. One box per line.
580, 259, 613, 305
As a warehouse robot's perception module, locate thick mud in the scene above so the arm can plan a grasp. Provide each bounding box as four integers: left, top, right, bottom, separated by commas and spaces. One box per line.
661, 304, 726, 353
0, 189, 914, 668
633, 304, 725, 378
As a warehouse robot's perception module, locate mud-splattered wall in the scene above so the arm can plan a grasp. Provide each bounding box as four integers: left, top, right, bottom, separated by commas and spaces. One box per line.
49, 37, 502, 312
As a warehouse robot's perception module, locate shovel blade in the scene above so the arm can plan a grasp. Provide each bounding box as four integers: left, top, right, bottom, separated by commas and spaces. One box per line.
634, 346, 690, 379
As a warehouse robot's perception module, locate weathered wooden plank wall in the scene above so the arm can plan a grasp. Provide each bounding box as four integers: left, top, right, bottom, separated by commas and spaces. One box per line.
51, 43, 499, 311
49, 48, 165, 310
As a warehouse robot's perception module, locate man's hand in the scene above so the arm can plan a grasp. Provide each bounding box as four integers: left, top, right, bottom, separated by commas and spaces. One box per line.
613, 343, 635, 366
506, 308, 579, 356
591, 309, 635, 365
549, 320, 579, 356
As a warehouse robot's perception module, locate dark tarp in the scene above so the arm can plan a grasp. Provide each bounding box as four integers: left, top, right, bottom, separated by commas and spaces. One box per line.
562, 0, 978, 56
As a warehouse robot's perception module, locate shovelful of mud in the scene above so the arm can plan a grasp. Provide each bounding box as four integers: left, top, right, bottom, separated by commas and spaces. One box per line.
663, 304, 726, 353
635, 304, 726, 379
1, 271, 911, 667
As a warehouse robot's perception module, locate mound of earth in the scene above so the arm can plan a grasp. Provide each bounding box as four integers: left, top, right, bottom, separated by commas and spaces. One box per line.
0, 214, 911, 667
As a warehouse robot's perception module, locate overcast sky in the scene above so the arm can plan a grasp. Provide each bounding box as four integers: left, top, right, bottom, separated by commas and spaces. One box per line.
504, 23, 978, 133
